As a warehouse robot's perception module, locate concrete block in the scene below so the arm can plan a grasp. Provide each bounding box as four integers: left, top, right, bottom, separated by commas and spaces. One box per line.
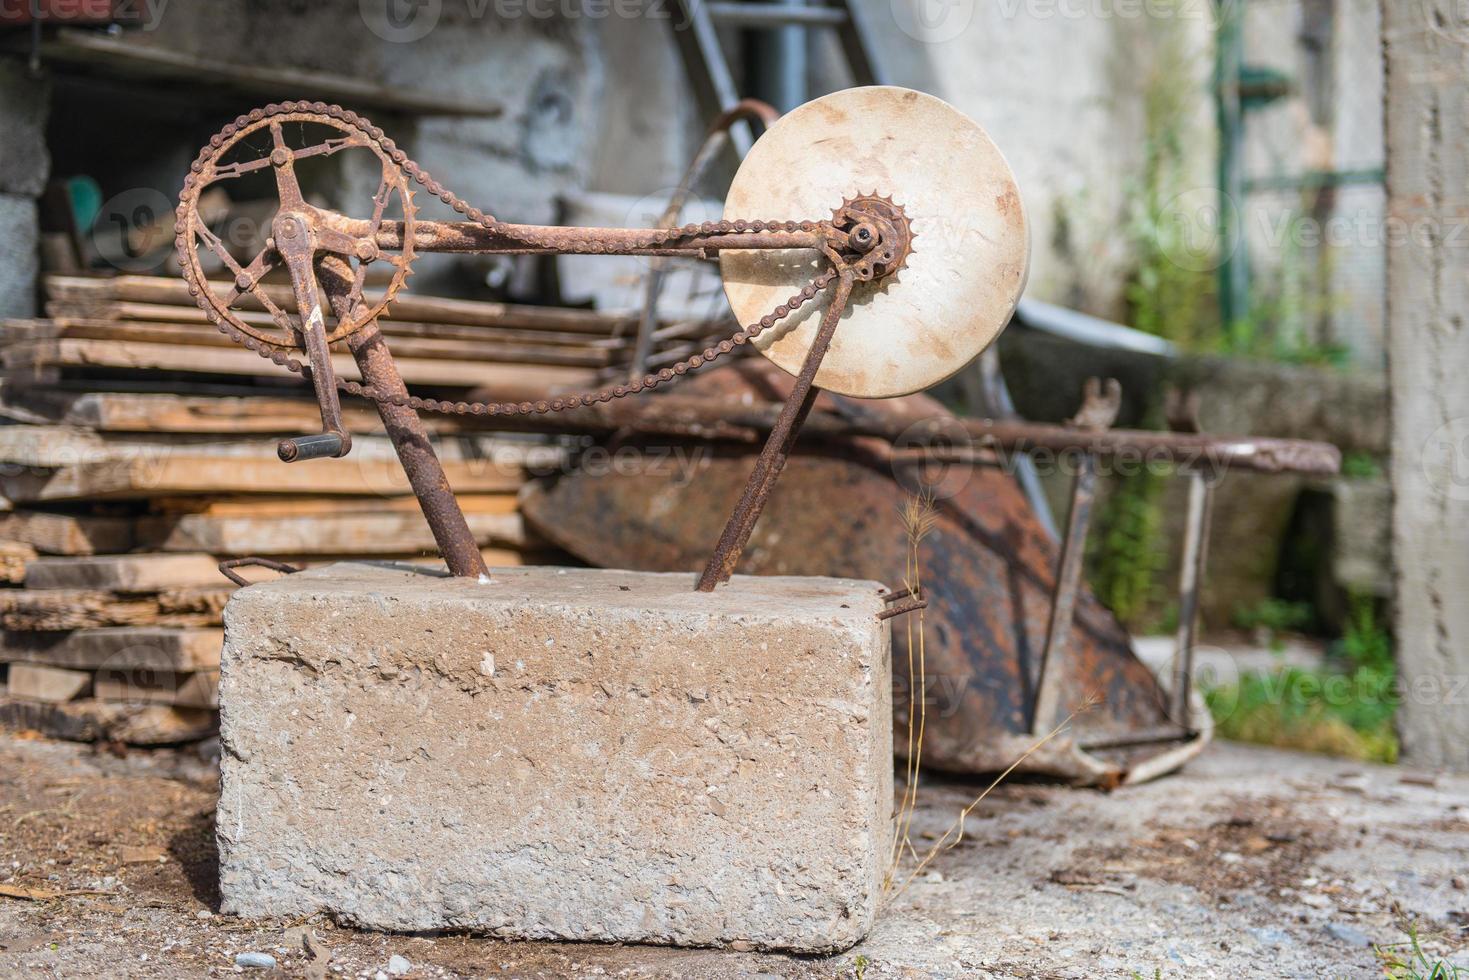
0, 194, 38, 319
0, 60, 49, 197
218, 563, 892, 951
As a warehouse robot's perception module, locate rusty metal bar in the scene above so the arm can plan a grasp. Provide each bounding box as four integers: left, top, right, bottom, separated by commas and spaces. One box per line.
275, 214, 351, 460
1079, 725, 1196, 752
1169, 467, 1216, 724
218, 556, 302, 588
439, 397, 1341, 477
1027, 380, 1118, 736
344, 216, 822, 257
347, 323, 488, 579
1029, 451, 1099, 736
877, 595, 928, 621
696, 271, 855, 591
938, 419, 1338, 476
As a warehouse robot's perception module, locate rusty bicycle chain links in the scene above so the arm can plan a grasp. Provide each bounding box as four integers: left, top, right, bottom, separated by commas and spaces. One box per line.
175, 100, 852, 419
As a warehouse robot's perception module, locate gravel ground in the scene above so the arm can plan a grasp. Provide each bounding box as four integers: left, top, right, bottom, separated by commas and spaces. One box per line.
0, 733, 1465, 978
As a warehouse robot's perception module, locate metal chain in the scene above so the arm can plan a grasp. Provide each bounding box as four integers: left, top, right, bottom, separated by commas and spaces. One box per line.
178, 100, 841, 417
339, 270, 835, 416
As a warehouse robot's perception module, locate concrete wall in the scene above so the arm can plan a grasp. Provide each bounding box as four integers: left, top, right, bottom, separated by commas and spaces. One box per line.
110, 0, 606, 295
130, 1, 600, 225
1383, 0, 1469, 770
1239, 0, 1386, 371
852, 0, 1216, 321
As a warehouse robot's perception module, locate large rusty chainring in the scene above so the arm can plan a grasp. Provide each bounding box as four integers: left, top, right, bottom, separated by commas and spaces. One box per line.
177, 105, 417, 351
176, 101, 914, 418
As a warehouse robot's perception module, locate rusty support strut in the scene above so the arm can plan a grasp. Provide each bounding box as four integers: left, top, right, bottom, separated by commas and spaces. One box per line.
347, 323, 488, 580
696, 270, 856, 591
1169, 466, 1216, 725
1028, 378, 1119, 735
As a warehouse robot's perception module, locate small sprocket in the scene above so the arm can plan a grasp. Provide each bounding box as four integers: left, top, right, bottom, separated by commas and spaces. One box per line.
831, 193, 914, 286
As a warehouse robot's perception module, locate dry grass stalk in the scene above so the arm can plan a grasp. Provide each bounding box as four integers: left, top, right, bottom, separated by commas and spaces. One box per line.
881, 489, 1099, 903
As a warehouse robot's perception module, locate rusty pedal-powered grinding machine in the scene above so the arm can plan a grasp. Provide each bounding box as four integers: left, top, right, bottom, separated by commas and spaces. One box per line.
179, 88, 1340, 789
177, 87, 1027, 592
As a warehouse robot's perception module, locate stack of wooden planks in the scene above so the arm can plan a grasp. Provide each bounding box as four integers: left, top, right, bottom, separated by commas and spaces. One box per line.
0, 273, 678, 743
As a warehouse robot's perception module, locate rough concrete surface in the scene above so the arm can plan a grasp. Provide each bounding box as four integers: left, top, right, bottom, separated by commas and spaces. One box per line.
217, 563, 892, 952
1384, 0, 1469, 770
0, 60, 50, 198
1, 734, 1465, 978
0, 193, 39, 320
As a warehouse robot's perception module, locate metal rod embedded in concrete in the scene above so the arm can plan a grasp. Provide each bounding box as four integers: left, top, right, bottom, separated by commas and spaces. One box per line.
347, 324, 488, 580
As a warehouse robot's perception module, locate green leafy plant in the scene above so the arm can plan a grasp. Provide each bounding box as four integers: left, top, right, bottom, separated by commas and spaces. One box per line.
1088, 464, 1169, 629
1122, 3, 1221, 352
1220, 203, 1351, 367
1232, 597, 1314, 651
1375, 920, 1467, 979
1205, 593, 1399, 763
1341, 452, 1384, 479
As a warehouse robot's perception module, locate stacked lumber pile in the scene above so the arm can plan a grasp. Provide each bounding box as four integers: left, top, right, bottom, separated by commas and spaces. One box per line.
0, 273, 689, 743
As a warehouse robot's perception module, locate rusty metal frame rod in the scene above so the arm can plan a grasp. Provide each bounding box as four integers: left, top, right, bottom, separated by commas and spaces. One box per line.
696, 270, 855, 591
467, 397, 1342, 478
907, 419, 1342, 477
1078, 725, 1196, 752
1029, 451, 1099, 736
348, 323, 489, 579
1169, 467, 1216, 724
347, 218, 823, 257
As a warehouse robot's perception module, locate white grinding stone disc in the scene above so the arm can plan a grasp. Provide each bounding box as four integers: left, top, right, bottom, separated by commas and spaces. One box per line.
720, 86, 1030, 398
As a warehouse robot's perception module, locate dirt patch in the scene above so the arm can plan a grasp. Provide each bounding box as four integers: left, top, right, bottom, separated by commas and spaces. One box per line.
1059, 795, 1336, 903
